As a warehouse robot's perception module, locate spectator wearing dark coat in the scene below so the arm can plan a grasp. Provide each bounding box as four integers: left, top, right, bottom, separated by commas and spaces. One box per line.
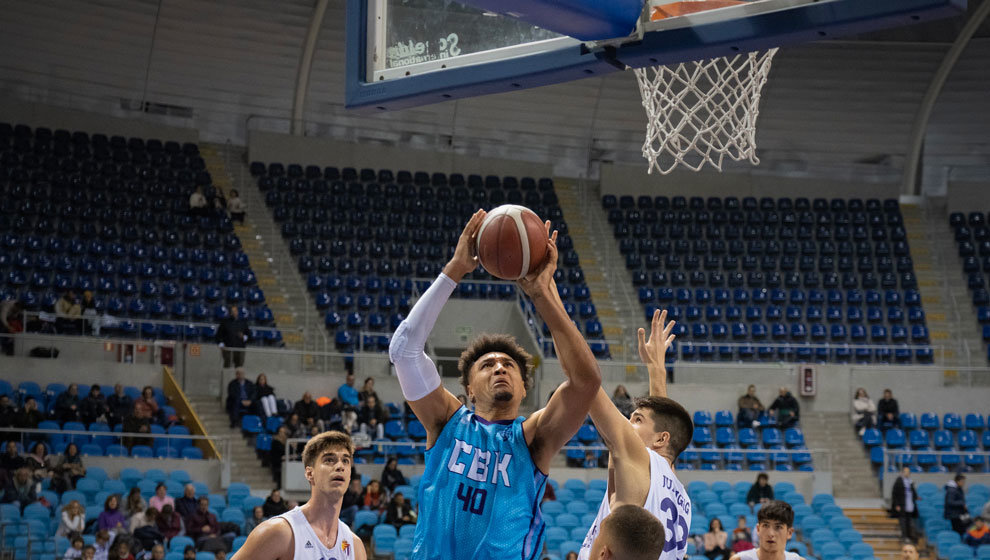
877, 389, 901, 432
768, 387, 799, 429
216, 306, 249, 369
225, 368, 255, 429
0, 441, 24, 475
15, 397, 43, 429
384, 493, 415, 528
746, 473, 774, 508
107, 384, 133, 427
292, 392, 321, 429
55, 383, 82, 423
185, 497, 221, 546
2, 467, 37, 507
891, 466, 919, 542
80, 385, 110, 425
262, 490, 289, 518
175, 484, 198, 519
0, 395, 16, 428
381, 458, 407, 492
945, 474, 969, 535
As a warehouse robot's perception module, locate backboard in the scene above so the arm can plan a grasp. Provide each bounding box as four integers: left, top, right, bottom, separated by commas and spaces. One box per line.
345, 0, 966, 111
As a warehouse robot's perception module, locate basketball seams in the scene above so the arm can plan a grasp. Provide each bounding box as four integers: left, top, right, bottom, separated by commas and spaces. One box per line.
509, 206, 531, 281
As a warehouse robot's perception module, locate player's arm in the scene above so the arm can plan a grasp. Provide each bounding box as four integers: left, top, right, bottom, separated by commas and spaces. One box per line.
588, 388, 651, 507
230, 517, 292, 560
388, 210, 486, 446
641, 309, 676, 398
521, 224, 602, 472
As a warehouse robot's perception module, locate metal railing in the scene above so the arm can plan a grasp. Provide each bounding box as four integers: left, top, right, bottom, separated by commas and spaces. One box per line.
879, 448, 989, 480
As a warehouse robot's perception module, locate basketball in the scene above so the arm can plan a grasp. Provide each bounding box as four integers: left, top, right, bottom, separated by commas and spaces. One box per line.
476, 205, 549, 280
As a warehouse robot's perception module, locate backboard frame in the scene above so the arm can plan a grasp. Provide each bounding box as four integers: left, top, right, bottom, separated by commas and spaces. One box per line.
344, 0, 966, 112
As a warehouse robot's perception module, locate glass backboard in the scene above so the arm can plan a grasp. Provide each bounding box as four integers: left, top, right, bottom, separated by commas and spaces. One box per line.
345, 0, 966, 111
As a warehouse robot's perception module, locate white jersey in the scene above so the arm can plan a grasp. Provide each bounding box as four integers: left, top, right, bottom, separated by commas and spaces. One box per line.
277, 506, 357, 560
735, 549, 804, 560
578, 449, 691, 560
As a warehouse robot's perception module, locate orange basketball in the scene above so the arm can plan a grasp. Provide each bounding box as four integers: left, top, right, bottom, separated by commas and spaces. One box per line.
476, 205, 549, 280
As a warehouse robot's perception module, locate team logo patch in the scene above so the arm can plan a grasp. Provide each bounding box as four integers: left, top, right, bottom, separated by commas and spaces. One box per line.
305, 540, 315, 549
342, 541, 350, 554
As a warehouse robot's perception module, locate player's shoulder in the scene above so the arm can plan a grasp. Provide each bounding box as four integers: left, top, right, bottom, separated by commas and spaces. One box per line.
252, 516, 295, 547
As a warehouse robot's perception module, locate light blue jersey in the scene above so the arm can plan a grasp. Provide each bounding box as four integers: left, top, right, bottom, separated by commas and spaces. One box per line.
414, 406, 547, 560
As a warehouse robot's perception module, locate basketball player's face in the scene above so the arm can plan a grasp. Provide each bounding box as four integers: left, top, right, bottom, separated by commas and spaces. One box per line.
307, 447, 352, 497
755, 520, 793, 553
629, 408, 665, 450
468, 352, 525, 407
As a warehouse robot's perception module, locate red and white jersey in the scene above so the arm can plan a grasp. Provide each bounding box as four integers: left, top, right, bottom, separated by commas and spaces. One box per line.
577, 449, 691, 560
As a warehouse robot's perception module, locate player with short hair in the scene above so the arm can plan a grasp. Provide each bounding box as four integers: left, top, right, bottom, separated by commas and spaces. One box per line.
388, 210, 602, 560
587, 504, 666, 560
232, 431, 366, 560
728, 501, 804, 560
578, 309, 693, 560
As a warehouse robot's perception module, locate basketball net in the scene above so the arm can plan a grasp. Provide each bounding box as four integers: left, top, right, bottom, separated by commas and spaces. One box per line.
634, 1, 777, 174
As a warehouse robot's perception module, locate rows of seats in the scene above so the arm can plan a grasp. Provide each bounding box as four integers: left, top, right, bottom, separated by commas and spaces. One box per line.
917, 482, 990, 560
0, 463, 251, 560
862, 412, 990, 472
950, 211, 990, 363
252, 162, 609, 358
604, 195, 931, 363
0, 123, 279, 344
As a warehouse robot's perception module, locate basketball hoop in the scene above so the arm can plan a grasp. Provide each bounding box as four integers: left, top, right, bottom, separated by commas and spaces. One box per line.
635, 1, 777, 174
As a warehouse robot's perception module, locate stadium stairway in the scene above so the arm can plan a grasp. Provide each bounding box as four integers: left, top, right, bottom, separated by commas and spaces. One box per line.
844, 507, 929, 560
202, 143, 320, 353
801, 412, 880, 499
904, 202, 982, 367
555, 179, 639, 358
186, 394, 274, 490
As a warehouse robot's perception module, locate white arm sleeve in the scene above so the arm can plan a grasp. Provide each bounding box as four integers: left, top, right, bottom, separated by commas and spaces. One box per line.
388, 273, 457, 401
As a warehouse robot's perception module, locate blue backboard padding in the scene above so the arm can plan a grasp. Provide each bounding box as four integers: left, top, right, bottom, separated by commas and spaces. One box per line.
456, 0, 643, 41
345, 0, 966, 111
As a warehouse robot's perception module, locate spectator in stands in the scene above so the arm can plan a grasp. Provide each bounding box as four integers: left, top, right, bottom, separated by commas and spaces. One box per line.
175, 484, 198, 518
81, 545, 95, 560
768, 387, 799, 429
138, 544, 165, 560
269, 425, 288, 484
746, 473, 774, 508
253, 373, 277, 418
93, 530, 112, 560
129, 506, 157, 533
877, 389, 900, 432
25, 442, 54, 485
0, 299, 22, 356
227, 190, 246, 224
704, 518, 730, 560
2, 467, 37, 507
737, 385, 765, 429
81, 385, 110, 426
891, 465, 919, 542
361, 479, 386, 512
55, 383, 82, 423
851, 388, 877, 436
565, 553, 578, 560
182, 546, 196, 560
110, 540, 135, 560
107, 384, 133, 427
64, 535, 85, 559
149, 483, 174, 512
156, 504, 182, 541
1, 441, 23, 475
357, 394, 388, 439
358, 377, 379, 404
216, 307, 249, 369
57, 499, 86, 537
964, 517, 990, 549
292, 392, 321, 430
318, 397, 344, 432
731, 515, 753, 552
341, 479, 363, 526
337, 373, 360, 409
385, 492, 415, 528
263, 489, 289, 518
52, 442, 86, 492
16, 396, 42, 429
583, 451, 598, 468
0, 396, 16, 427
901, 543, 919, 560
945, 473, 969, 535
126, 487, 147, 518
98, 494, 126, 534
283, 413, 305, 439
80, 291, 98, 335
225, 368, 254, 429
189, 186, 208, 217
244, 505, 265, 535
186, 496, 222, 549
381, 457, 407, 492
611, 385, 634, 418
212, 551, 226, 560
56, 290, 83, 333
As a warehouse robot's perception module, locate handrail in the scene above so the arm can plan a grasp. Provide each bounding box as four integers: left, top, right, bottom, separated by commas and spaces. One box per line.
162, 366, 222, 462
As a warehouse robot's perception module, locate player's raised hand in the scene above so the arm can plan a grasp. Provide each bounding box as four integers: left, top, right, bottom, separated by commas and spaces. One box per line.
517, 220, 558, 301
638, 308, 676, 368
443, 209, 487, 282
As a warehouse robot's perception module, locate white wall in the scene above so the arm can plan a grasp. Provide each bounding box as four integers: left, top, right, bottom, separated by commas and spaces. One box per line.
0, 354, 162, 390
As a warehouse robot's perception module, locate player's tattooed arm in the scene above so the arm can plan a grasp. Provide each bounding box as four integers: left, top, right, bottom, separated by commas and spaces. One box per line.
641, 309, 676, 398
521, 222, 602, 473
